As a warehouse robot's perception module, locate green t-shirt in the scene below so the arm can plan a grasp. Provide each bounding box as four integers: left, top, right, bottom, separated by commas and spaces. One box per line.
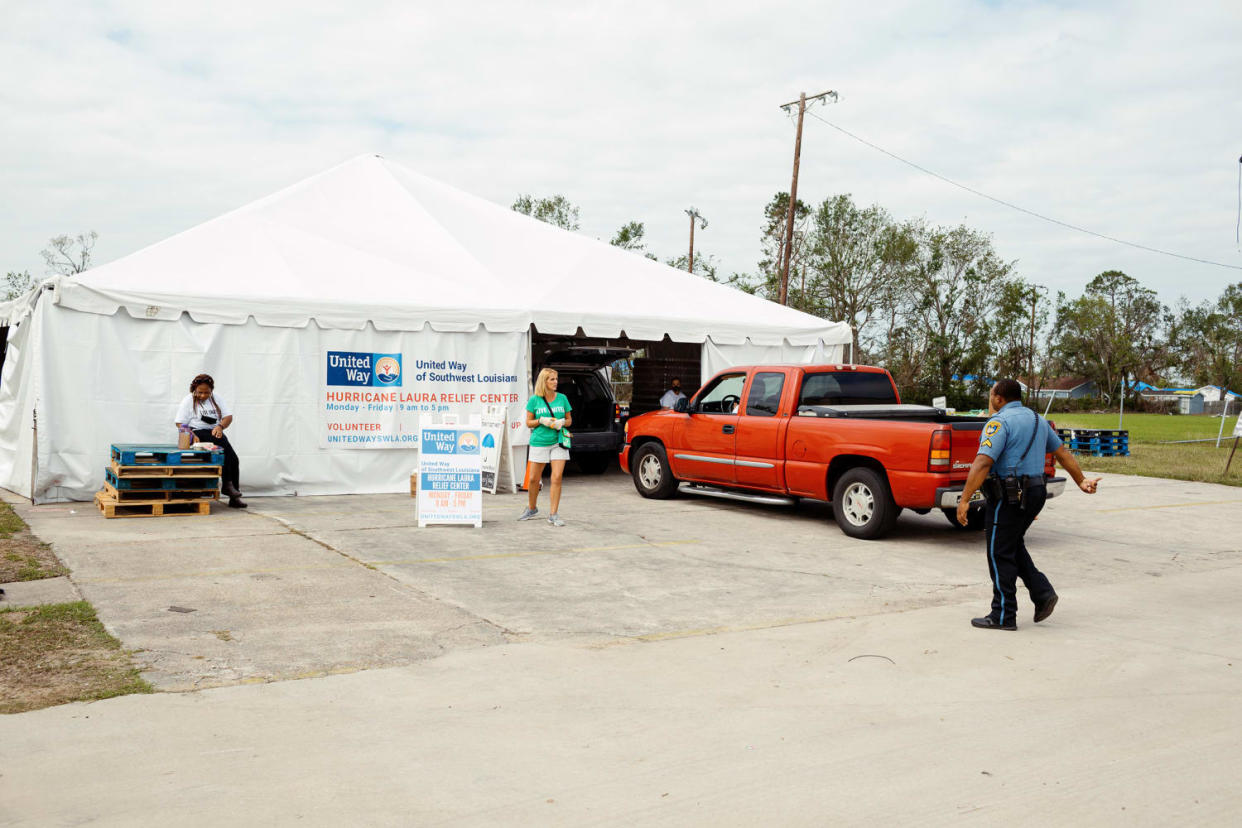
526, 393, 572, 447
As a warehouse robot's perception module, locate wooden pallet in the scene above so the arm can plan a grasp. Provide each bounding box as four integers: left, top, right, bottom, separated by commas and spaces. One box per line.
102, 480, 218, 503
109, 459, 222, 479
104, 467, 218, 491
95, 490, 212, 519
110, 444, 225, 467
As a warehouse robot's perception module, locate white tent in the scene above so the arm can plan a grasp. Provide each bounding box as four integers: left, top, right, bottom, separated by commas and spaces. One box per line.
0, 155, 851, 502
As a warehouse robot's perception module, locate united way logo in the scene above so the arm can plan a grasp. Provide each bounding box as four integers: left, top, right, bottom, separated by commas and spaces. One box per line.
457, 432, 479, 453
326, 351, 403, 387
374, 356, 401, 385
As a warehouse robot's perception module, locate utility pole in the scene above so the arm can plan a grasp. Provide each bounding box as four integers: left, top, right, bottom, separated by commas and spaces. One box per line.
685, 207, 707, 274
778, 89, 837, 305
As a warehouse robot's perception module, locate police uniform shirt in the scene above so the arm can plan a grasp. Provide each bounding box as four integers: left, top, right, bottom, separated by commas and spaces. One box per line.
978, 400, 1063, 477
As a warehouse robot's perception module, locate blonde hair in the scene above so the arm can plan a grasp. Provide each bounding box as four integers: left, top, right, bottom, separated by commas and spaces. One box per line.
533, 368, 558, 397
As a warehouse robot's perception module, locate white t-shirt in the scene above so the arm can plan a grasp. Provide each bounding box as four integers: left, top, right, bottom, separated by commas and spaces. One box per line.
175, 392, 232, 431
659, 389, 686, 409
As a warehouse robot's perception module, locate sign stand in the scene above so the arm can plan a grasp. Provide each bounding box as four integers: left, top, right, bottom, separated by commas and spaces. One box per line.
1225, 416, 1242, 474
416, 420, 483, 528
480, 405, 516, 494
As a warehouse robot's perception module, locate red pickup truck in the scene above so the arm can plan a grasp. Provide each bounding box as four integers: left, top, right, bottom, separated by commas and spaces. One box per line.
620, 364, 1065, 539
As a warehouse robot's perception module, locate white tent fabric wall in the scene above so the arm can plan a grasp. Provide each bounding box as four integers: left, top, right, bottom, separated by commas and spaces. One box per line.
1, 297, 528, 503
0, 291, 42, 498
701, 340, 845, 384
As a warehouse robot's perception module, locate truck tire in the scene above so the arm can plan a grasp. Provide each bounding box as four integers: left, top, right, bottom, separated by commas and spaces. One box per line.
943, 507, 985, 531
631, 443, 679, 499
575, 453, 615, 475
832, 467, 899, 540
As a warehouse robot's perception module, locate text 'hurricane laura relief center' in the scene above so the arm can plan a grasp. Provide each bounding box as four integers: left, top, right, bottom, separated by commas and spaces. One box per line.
320, 348, 526, 450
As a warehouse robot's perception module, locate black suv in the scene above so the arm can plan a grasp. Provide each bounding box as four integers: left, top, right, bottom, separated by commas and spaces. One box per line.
537, 346, 631, 474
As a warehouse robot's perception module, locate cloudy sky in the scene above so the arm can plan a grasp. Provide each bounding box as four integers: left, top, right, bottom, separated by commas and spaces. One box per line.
4, 0, 1240, 306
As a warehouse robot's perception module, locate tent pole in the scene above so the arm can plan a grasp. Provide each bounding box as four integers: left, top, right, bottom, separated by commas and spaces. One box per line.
29, 409, 37, 505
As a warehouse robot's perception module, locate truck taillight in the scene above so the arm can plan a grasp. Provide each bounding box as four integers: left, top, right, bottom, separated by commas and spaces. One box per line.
614, 403, 621, 424
929, 428, 951, 472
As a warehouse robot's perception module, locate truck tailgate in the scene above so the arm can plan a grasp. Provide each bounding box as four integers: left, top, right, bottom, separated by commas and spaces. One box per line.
949, 420, 986, 473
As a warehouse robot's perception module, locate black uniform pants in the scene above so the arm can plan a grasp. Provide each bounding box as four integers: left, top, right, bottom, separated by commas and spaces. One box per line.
983, 485, 1054, 627
192, 429, 240, 491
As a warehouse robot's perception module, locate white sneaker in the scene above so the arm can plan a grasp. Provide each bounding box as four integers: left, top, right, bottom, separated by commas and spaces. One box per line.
517, 507, 539, 521
548, 514, 565, 527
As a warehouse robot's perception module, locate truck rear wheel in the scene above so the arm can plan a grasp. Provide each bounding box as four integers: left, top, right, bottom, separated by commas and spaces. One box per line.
832, 467, 899, 540
631, 443, 679, 499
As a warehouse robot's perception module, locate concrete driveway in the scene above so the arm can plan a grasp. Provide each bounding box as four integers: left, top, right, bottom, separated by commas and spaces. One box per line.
2, 467, 1240, 824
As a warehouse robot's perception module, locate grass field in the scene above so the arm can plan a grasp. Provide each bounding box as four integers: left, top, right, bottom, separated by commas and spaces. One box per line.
1047, 412, 1242, 487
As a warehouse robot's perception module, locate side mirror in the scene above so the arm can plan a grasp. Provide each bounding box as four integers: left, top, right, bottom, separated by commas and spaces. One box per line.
674, 398, 689, 413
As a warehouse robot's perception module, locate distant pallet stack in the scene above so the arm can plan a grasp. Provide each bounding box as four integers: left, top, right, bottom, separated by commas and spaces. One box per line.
1056, 428, 1129, 457
96, 444, 225, 518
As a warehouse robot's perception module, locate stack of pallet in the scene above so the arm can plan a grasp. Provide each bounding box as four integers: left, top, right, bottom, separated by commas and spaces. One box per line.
95, 444, 226, 519
1055, 428, 1130, 457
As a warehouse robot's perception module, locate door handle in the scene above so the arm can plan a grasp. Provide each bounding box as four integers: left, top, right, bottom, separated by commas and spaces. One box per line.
722, 424, 735, 434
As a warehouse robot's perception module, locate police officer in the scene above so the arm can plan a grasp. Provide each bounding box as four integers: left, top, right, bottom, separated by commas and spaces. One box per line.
956, 379, 1101, 630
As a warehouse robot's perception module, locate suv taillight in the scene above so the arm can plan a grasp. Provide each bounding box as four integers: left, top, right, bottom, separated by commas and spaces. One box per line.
614, 403, 621, 424
929, 428, 951, 472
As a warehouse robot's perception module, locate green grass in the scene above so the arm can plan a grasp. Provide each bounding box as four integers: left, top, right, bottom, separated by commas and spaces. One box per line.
1047, 412, 1242, 487
1049, 412, 1237, 444
0, 601, 154, 714
0, 502, 26, 539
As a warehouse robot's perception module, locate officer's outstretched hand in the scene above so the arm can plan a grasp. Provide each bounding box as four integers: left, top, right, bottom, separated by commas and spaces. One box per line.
1078, 477, 1101, 494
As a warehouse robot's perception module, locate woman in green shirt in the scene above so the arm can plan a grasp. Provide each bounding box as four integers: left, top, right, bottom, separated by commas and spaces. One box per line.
518, 367, 573, 526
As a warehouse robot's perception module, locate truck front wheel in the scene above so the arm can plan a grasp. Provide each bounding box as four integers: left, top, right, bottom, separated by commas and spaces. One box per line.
631, 443, 679, 499
832, 467, 899, 540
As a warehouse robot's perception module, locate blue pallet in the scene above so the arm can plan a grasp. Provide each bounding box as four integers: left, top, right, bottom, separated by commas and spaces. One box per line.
110, 444, 225, 467
104, 468, 218, 490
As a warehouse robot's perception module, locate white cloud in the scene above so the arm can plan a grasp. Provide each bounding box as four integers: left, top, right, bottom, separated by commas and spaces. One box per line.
3, 0, 1239, 306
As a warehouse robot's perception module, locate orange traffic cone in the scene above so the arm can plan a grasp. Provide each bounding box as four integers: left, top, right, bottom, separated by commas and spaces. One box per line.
519, 461, 542, 492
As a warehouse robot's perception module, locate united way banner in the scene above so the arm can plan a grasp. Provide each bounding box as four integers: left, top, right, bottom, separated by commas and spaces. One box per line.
319, 331, 527, 450
417, 425, 483, 528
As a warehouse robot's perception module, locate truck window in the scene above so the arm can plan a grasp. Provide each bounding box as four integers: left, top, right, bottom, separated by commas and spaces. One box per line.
745, 372, 785, 417
798, 372, 898, 406
696, 373, 746, 414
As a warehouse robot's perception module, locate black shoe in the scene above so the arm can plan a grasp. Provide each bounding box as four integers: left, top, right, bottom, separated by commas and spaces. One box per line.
222, 481, 242, 498
228, 496, 248, 509
1033, 593, 1058, 623
971, 616, 1016, 631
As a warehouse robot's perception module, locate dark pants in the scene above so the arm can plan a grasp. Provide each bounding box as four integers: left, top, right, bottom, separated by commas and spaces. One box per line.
983, 485, 1054, 627
193, 429, 240, 491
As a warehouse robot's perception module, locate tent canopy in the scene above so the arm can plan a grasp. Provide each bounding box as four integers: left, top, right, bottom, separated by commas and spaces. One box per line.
53, 155, 851, 347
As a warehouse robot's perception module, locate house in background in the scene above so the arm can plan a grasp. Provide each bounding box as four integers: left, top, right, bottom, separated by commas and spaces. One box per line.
1138, 388, 1205, 414
1193, 385, 1242, 403
1026, 377, 1098, 400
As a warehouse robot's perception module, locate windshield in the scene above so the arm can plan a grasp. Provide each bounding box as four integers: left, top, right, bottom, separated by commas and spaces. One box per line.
798, 372, 898, 406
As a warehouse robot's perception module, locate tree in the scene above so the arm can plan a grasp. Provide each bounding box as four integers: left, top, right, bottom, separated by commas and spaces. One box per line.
610, 221, 645, 250
1052, 270, 1165, 402
3, 271, 35, 301
665, 252, 719, 282
511, 195, 580, 232
1171, 282, 1242, 398
988, 280, 1051, 386
755, 192, 810, 303
904, 224, 1014, 394
803, 194, 919, 360
41, 230, 98, 276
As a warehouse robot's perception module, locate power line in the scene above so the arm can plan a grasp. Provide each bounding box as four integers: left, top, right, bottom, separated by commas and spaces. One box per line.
806, 110, 1242, 272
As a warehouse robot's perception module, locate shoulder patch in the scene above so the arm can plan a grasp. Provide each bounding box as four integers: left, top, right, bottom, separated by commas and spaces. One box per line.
984, 420, 1001, 437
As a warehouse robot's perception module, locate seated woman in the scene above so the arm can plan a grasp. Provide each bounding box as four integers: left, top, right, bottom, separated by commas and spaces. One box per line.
175, 373, 246, 508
